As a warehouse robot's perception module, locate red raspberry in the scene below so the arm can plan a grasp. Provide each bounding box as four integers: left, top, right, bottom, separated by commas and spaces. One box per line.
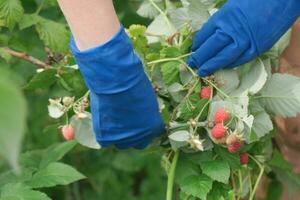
61, 125, 75, 141
214, 108, 230, 123
228, 141, 242, 153
240, 153, 249, 165
211, 123, 227, 139
200, 87, 212, 99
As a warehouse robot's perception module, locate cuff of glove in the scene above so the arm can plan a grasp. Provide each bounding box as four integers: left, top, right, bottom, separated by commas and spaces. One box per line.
70, 25, 144, 94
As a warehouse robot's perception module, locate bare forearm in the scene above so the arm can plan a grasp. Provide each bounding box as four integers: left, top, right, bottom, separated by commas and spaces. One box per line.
58, 0, 120, 51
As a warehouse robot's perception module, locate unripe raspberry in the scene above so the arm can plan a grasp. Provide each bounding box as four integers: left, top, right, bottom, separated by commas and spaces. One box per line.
61, 125, 75, 141
226, 133, 239, 145
240, 153, 249, 165
228, 141, 242, 153
214, 108, 230, 123
211, 123, 227, 139
200, 87, 212, 99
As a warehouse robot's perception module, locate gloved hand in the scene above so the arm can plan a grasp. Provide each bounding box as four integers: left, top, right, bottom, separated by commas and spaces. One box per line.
70, 26, 165, 149
187, 0, 300, 76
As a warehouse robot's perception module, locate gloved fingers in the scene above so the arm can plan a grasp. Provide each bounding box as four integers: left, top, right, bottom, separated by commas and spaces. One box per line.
187, 31, 232, 69
191, 20, 217, 51
198, 43, 247, 76
224, 49, 256, 69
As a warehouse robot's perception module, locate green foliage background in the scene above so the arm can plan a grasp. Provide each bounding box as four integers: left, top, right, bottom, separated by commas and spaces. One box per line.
0, 1, 166, 199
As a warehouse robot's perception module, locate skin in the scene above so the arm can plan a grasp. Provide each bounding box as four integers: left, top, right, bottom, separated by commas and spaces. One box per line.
57, 0, 120, 51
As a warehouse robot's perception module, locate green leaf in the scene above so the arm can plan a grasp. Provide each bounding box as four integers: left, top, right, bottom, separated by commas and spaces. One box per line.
25, 69, 57, 90
160, 46, 181, 58
0, 0, 24, 30
236, 59, 268, 95
168, 130, 190, 150
136, 0, 162, 19
259, 73, 300, 117
19, 14, 41, 30
146, 14, 176, 43
28, 162, 85, 188
161, 61, 180, 86
180, 175, 213, 200
169, 7, 190, 31
0, 76, 26, 172
214, 69, 239, 94
0, 184, 50, 200
187, 0, 210, 31
252, 111, 273, 139
39, 141, 77, 168
36, 18, 70, 53
178, 94, 209, 121
200, 160, 230, 184
269, 150, 292, 171
0, 47, 12, 62
214, 146, 240, 169
70, 113, 101, 149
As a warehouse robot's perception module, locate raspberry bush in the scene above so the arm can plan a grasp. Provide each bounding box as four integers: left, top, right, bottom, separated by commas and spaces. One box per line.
1, 0, 300, 200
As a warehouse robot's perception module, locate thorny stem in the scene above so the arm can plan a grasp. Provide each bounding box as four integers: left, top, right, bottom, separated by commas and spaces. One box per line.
148, 0, 174, 32
166, 150, 180, 200
238, 170, 243, 200
147, 53, 192, 65
248, 155, 265, 200
3, 47, 51, 69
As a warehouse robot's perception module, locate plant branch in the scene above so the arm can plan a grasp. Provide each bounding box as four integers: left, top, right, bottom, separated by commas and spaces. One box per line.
166, 150, 180, 200
3, 47, 51, 69
147, 53, 192, 65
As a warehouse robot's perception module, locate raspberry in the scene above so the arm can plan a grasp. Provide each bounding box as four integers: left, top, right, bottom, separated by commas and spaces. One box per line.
211, 123, 227, 139
226, 133, 239, 145
214, 108, 230, 123
240, 153, 249, 165
200, 87, 212, 99
61, 125, 75, 141
228, 141, 242, 153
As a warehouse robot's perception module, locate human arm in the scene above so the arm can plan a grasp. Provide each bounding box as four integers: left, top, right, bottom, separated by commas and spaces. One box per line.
58, 0, 165, 149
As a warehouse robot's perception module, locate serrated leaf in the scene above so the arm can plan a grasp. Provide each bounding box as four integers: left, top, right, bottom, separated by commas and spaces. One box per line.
214, 69, 239, 94
70, 113, 101, 149
19, 14, 41, 30
201, 160, 230, 184
0, 184, 50, 200
146, 14, 176, 43
36, 18, 69, 53
236, 59, 267, 95
259, 73, 300, 117
39, 141, 77, 168
0, 0, 24, 30
252, 112, 273, 139
137, 0, 162, 19
169, 7, 190, 31
28, 162, 85, 188
169, 130, 190, 149
0, 77, 26, 172
214, 146, 240, 169
161, 61, 180, 86
188, 0, 210, 31
25, 69, 57, 90
178, 95, 209, 121
180, 175, 213, 200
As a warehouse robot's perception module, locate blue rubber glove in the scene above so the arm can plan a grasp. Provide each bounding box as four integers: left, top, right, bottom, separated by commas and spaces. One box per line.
187, 0, 300, 76
70, 26, 165, 149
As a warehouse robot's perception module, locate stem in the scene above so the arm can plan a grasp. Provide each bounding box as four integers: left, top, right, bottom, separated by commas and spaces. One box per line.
36, 0, 45, 14
148, 0, 173, 32
2, 47, 51, 69
147, 53, 192, 65
166, 150, 180, 200
203, 78, 230, 99
248, 155, 264, 200
238, 170, 243, 200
